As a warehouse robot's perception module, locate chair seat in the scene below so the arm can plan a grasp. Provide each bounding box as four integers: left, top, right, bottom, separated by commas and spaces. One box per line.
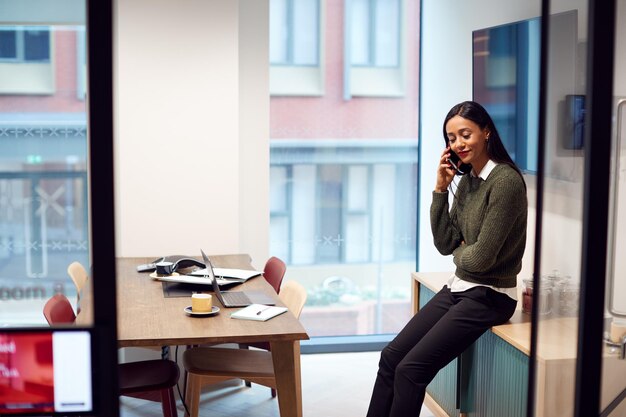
183, 347, 274, 378
118, 359, 180, 394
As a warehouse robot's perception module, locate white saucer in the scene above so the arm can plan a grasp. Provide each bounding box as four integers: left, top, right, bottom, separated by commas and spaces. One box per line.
184, 306, 220, 316
150, 272, 180, 279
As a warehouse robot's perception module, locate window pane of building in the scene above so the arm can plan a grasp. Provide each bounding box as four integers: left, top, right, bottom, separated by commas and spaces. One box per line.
347, 165, 368, 211
317, 165, 343, 263
346, 214, 369, 262
269, 0, 288, 64
372, 164, 396, 261
291, 165, 316, 264
292, 0, 318, 65
374, 0, 399, 67
270, 216, 290, 263
270, 165, 288, 212
350, 0, 370, 65
0, 30, 17, 59
24, 28, 50, 61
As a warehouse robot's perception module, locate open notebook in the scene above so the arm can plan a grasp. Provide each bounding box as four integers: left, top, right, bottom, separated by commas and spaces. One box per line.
188, 267, 262, 280
230, 304, 288, 321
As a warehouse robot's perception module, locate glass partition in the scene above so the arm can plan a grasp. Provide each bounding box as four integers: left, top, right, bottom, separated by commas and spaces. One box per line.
602, 0, 626, 414
532, 1, 587, 416
0, 6, 90, 327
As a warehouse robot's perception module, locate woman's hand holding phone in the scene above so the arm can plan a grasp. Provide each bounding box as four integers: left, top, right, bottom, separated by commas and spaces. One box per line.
435, 147, 457, 192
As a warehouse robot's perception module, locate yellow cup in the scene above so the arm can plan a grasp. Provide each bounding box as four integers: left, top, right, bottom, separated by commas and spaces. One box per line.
191, 293, 212, 313
610, 320, 626, 343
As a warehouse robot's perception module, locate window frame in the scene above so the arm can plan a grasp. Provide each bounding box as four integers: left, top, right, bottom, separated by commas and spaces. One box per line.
0, 25, 55, 94
344, 0, 407, 99
269, 0, 325, 96
349, 0, 401, 68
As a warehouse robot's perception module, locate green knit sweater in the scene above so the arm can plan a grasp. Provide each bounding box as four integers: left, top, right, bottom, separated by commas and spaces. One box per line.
430, 164, 527, 288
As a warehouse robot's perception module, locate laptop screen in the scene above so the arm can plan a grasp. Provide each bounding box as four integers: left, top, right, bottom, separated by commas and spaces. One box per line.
200, 250, 224, 302
0, 329, 93, 415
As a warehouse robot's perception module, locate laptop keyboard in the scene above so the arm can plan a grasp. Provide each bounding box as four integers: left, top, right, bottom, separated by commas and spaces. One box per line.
222, 291, 251, 306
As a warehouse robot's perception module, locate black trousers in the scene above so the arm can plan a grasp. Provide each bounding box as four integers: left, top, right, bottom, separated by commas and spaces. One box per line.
366, 285, 517, 417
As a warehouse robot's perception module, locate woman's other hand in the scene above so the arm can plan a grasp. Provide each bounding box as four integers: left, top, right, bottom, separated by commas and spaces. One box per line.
435, 147, 456, 192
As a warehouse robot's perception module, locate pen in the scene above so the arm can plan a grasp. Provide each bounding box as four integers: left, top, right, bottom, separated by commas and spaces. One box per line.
256, 306, 272, 315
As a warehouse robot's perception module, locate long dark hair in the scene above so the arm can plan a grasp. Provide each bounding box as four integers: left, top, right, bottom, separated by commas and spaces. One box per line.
443, 100, 524, 180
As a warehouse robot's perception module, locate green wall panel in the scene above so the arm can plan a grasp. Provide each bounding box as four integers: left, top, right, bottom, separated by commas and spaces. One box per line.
419, 283, 529, 417
420, 284, 461, 417
465, 331, 528, 417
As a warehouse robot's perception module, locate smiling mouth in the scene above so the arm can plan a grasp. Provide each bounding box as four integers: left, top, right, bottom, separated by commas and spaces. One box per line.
457, 150, 470, 158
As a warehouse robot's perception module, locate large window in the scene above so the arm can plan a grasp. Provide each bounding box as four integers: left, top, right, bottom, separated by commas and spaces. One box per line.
270, 1, 419, 340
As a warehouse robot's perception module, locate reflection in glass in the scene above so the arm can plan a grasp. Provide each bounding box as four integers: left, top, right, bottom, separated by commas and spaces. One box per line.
0, 23, 88, 326
602, 0, 626, 414
473, 16, 541, 173
532, 6, 586, 417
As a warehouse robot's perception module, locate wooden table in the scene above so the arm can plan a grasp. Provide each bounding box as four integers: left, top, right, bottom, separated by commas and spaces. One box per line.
78, 255, 309, 417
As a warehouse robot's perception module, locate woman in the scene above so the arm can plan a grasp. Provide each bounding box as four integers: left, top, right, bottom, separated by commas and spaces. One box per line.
366, 101, 527, 417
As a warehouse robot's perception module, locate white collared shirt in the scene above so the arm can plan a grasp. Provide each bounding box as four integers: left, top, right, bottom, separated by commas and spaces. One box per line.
448, 160, 518, 301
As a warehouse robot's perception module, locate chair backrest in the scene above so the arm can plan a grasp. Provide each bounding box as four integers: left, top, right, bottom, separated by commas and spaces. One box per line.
277, 280, 307, 319
67, 261, 89, 293
43, 293, 77, 325
263, 256, 286, 294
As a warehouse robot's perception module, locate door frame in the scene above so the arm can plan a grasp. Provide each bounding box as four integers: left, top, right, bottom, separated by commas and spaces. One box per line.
87, 0, 119, 415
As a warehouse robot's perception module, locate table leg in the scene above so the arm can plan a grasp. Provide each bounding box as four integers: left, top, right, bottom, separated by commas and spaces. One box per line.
270, 340, 302, 417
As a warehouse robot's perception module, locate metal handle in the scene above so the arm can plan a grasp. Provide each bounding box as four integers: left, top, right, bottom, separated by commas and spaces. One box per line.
607, 99, 626, 318
603, 334, 626, 360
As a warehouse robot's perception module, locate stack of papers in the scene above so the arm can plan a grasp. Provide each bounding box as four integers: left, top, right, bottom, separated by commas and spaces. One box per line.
189, 268, 262, 281
230, 304, 288, 322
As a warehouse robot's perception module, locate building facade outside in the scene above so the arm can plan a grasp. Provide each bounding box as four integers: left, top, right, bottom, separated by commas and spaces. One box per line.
269, 0, 420, 337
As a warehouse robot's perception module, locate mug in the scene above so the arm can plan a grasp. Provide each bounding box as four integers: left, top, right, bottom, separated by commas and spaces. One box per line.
155, 261, 175, 276
191, 293, 212, 313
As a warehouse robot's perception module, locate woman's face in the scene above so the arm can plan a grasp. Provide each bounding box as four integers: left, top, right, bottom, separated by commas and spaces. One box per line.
445, 115, 490, 171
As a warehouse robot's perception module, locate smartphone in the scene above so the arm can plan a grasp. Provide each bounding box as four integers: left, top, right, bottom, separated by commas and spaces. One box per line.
445, 145, 471, 176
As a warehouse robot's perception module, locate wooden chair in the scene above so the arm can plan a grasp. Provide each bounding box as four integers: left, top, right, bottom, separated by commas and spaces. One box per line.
67, 261, 88, 293
43, 293, 78, 324
67, 261, 88, 312
262, 256, 286, 294
43, 293, 180, 417
182, 280, 307, 417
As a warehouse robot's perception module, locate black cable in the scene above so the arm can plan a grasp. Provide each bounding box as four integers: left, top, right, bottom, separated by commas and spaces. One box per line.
175, 345, 190, 417
448, 176, 463, 233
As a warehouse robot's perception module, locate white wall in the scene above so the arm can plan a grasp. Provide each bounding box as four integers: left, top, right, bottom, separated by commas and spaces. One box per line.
113, 0, 269, 268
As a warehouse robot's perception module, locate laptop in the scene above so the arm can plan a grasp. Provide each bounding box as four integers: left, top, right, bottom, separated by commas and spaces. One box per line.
201, 249, 275, 308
